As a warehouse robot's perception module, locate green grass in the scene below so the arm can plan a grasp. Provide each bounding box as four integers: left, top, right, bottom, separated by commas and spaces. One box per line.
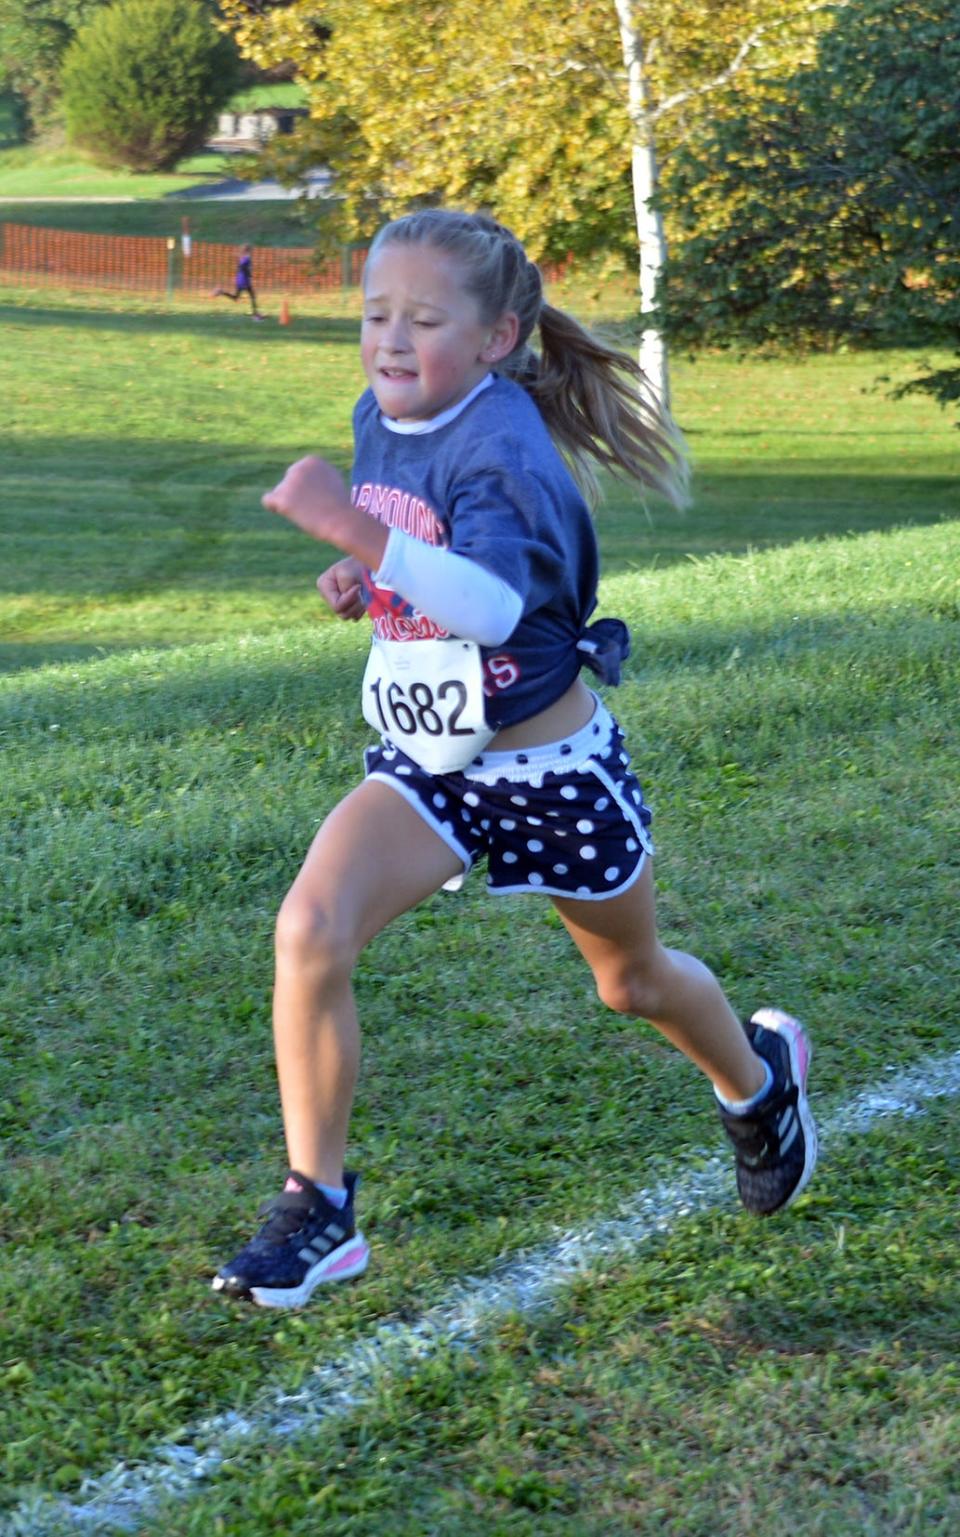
129, 1100, 960, 1536
1, 281, 959, 1530
0, 142, 248, 199
226, 82, 307, 111
0, 281, 956, 671
0, 197, 322, 246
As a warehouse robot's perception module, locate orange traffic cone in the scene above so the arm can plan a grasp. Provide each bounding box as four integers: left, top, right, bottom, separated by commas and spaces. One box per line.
279, 298, 291, 326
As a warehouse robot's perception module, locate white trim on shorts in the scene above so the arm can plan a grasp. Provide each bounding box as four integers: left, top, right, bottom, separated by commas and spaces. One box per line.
488, 846, 649, 902
462, 694, 615, 786
487, 748, 652, 901
364, 694, 653, 900
363, 771, 474, 878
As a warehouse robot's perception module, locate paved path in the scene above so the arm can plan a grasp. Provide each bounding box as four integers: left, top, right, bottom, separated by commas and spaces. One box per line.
0, 172, 332, 205
170, 170, 332, 201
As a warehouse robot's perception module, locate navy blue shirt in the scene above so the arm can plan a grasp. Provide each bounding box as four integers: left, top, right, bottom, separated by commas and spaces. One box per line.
351, 375, 600, 729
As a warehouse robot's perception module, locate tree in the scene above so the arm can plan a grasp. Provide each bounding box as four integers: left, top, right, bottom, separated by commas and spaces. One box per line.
218, 0, 828, 400
0, 0, 108, 131
659, 0, 960, 412
62, 0, 237, 170
614, 0, 829, 402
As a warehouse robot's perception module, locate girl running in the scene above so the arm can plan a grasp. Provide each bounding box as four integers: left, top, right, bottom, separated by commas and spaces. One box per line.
213, 210, 817, 1309
211, 242, 264, 319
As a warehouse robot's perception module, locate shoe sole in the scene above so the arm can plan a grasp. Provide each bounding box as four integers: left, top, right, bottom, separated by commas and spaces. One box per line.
750, 1006, 818, 1210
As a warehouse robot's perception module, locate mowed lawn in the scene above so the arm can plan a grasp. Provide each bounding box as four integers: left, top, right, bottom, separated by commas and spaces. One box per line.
1, 280, 956, 669
1, 281, 959, 1534
0, 198, 321, 247
0, 143, 239, 199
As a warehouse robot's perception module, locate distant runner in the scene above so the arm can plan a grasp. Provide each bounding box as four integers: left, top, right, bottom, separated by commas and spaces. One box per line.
211, 242, 264, 319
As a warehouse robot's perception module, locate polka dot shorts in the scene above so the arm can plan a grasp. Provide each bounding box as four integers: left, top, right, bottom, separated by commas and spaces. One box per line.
363, 696, 654, 900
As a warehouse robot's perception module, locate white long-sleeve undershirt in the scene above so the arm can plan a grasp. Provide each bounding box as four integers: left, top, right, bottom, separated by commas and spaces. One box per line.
373, 526, 524, 647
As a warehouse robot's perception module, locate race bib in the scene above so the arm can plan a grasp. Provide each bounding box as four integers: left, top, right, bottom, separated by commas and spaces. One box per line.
361, 636, 495, 774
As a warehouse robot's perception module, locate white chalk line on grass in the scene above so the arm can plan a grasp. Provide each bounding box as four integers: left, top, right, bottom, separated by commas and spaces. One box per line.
7, 1048, 960, 1537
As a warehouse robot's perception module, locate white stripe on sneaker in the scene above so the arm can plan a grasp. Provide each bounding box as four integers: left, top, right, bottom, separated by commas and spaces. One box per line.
778, 1112, 799, 1157
749, 1008, 817, 1207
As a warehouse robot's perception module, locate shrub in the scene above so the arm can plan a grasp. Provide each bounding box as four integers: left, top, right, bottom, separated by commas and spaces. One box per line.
61, 0, 238, 171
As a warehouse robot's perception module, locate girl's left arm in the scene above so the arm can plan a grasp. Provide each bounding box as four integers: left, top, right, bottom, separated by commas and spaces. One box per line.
263, 455, 387, 571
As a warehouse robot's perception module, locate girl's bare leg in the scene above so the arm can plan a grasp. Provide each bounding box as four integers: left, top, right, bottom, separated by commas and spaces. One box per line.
552, 858, 766, 1102
273, 779, 463, 1187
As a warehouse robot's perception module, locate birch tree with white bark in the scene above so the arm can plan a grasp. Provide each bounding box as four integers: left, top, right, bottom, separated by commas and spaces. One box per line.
219, 0, 834, 408
613, 0, 838, 406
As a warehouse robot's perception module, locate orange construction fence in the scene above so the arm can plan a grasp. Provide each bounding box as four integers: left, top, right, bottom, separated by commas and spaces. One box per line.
0, 223, 367, 294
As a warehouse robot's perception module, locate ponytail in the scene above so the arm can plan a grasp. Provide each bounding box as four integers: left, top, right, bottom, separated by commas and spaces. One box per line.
527, 303, 689, 508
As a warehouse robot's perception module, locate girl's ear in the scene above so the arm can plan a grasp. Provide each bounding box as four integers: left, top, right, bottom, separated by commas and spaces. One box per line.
481, 311, 520, 363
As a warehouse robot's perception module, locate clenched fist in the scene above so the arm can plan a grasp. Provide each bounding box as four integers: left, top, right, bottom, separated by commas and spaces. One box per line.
318, 557, 366, 621
262, 455, 352, 543
262, 456, 387, 571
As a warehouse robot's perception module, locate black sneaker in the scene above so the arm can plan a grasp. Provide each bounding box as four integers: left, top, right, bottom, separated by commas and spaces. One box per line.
212, 1170, 369, 1309
718, 1008, 818, 1215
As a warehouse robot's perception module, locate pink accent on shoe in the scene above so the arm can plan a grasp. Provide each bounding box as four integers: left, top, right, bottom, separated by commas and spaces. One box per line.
284, 1176, 307, 1193
795, 1029, 810, 1084
752, 1007, 810, 1087
326, 1239, 369, 1277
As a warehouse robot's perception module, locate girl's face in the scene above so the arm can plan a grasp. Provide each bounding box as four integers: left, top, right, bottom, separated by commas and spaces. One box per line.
361, 242, 517, 422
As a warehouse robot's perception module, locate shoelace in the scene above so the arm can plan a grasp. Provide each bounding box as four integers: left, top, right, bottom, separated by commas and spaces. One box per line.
255, 1192, 318, 1243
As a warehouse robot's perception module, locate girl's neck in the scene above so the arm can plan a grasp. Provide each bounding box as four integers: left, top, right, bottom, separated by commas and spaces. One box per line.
379, 373, 495, 436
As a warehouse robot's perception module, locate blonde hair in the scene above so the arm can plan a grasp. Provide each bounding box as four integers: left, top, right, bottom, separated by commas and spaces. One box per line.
368, 209, 689, 508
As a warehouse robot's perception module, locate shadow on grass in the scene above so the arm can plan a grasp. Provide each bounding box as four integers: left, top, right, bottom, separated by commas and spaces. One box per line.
599, 477, 957, 570
3, 434, 956, 581
3, 601, 952, 733
0, 300, 359, 343
685, 426, 951, 439
2, 432, 957, 671
1, 199, 318, 246
0, 638, 177, 671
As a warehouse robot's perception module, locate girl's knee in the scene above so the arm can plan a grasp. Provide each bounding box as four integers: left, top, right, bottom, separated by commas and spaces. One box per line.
275, 890, 355, 978
595, 962, 662, 1021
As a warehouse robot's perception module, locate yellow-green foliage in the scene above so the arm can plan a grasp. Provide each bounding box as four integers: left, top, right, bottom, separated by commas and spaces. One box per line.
217, 0, 831, 259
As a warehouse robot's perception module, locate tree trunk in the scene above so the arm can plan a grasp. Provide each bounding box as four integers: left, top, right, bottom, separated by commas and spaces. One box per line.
613, 0, 670, 409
